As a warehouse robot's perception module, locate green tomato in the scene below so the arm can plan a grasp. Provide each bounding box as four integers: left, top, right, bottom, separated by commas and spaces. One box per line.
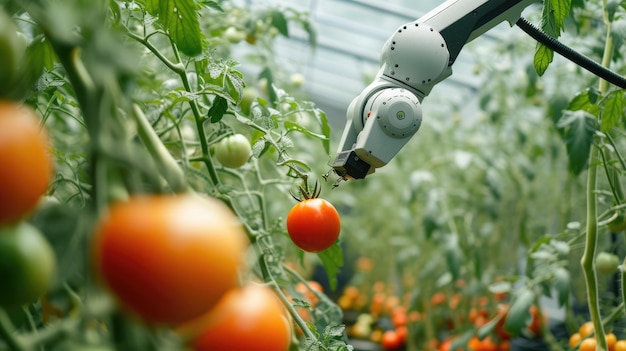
223, 27, 246, 44
0, 222, 57, 308
596, 252, 620, 275
213, 134, 252, 168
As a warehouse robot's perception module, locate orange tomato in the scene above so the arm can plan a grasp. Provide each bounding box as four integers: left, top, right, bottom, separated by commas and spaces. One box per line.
391, 307, 408, 328
615, 340, 626, 351
182, 284, 292, 351
295, 280, 323, 308
527, 305, 545, 336
356, 256, 373, 272
469, 336, 498, 351
568, 332, 582, 348
579, 337, 597, 351
607, 332, 617, 350
439, 338, 461, 351
92, 194, 248, 325
0, 101, 52, 226
431, 292, 447, 306
579, 321, 594, 338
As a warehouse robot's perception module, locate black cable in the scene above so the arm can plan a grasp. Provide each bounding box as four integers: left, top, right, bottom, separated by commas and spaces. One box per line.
516, 17, 626, 89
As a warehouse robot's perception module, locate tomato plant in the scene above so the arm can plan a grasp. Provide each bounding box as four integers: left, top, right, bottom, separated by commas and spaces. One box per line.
0, 101, 52, 226
91, 194, 249, 326
180, 284, 292, 351
213, 133, 252, 168
0, 222, 56, 308
287, 197, 341, 253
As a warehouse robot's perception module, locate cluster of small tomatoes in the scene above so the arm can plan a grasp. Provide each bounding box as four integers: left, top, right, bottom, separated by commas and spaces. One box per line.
568, 321, 626, 351
336, 267, 547, 351
0, 101, 57, 309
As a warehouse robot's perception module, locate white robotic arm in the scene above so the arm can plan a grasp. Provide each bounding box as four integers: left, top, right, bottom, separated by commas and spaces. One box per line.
332, 0, 539, 180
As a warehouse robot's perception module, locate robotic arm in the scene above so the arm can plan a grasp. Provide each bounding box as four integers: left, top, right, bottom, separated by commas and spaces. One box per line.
331, 0, 539, 180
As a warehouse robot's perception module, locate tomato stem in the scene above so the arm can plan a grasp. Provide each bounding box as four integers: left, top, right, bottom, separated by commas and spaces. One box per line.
131, 104, 189, 193
0, 308, 28, 351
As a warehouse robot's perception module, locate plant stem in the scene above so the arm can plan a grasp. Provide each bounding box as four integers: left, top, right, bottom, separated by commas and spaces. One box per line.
580, 4, 615, 350
0, 308, 28, 351
131, 104, 189, 193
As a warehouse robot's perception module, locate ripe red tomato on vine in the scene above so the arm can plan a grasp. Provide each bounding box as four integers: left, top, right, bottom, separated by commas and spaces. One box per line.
286, 181, 341, 253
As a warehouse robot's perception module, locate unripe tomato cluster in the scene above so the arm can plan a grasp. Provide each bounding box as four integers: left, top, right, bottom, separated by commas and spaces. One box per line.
0, 101, 57, 309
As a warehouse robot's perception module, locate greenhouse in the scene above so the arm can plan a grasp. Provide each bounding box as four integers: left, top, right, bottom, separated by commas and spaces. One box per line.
1, 0, 626, 351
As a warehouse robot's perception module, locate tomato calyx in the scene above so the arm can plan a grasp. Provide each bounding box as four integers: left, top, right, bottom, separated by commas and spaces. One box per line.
290, 179, 322, 202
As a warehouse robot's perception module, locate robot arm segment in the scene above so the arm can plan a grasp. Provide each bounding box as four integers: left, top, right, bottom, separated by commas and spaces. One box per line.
331, 0, 539, 181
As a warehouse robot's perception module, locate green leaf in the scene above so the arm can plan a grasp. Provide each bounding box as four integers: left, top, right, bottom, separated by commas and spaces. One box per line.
549, 0, 571, 33
534, 44, 554, 76
270, 10, 289, 37
198, 0, 223, 12
208, 95, 229, 123
602, 90, 625, 132
444, 243, 463, 282
504, 287, 535, 335
557, 110, 599, 175
259, 67, 277, 108
567, 88, 601, 113
302, 19, 317, 49
607, 0, 620, 21
145, 0, 204, 57
315, 109, 331, 154
317, 243, 343, 291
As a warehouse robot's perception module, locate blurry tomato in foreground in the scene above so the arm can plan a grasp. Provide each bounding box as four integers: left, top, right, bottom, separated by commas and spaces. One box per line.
92, 194, 248, 326
180, 283, 292, 351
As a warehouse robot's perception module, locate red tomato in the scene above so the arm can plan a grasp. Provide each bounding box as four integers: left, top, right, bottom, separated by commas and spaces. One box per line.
0, 101, 52, 226
182, 284, 292, 351
286, 198, 340, 252
381, 330, 404, 350
91, 194, 248, 326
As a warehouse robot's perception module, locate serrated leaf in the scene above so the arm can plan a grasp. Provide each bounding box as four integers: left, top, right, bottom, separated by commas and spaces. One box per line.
557, 110, 598, 175
323, 324, 346, 338
567, 88, 601, 113
146, 0, 204, 57
198, 0, 223, 12
251, 139, 268, 158
504, 287, 534, 335
549, 0, 571, 33
317, 243, 343, 291
271, 10, 289, 37
208, 95, 228, 123
534, 44, 554, 76
602, 90, 625, 131
553, 267, 570, 306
